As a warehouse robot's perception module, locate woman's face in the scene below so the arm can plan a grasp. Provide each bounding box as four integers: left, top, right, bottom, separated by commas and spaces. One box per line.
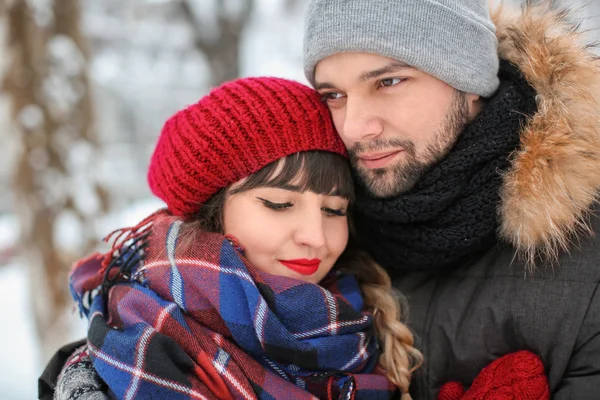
222, 183, 350, 284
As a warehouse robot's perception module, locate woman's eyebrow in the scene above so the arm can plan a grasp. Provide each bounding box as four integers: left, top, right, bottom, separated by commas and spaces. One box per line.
264, 185, 346, 198
327, 189, 345, 197
265, 184, 303, 192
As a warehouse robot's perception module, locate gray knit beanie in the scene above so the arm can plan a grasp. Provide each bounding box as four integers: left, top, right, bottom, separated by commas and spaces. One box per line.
304, 0, 500, 97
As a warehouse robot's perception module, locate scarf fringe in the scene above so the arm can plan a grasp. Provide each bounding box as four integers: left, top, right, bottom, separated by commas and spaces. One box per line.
69, 209, 171, 317
99, 208, 169, 297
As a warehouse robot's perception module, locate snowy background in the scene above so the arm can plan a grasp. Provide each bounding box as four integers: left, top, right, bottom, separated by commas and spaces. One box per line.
0, 0, 309, 398
0, 0, 599, 399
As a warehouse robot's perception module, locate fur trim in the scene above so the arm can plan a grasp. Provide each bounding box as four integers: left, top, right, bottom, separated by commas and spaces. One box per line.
492, 1, 600, 266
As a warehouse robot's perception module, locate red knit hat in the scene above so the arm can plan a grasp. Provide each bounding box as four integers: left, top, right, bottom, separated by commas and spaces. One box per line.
147, 77, 347, 217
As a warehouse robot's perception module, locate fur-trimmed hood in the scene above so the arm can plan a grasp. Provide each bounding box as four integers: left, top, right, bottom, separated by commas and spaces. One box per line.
492, 1, 600, 265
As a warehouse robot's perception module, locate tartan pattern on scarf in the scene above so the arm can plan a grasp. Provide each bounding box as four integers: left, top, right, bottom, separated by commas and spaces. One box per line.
70, 214, 395, 399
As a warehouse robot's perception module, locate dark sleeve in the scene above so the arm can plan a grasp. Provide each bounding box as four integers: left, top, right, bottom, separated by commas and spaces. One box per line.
553, 283, 600, 399
38, 339, 87, 400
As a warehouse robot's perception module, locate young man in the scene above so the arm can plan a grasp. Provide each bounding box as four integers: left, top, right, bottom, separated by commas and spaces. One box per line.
304, 0, 600, 398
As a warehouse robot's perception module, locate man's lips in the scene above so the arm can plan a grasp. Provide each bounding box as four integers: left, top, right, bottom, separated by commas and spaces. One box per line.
358, 150, 403, 169
279, 258, 321, 275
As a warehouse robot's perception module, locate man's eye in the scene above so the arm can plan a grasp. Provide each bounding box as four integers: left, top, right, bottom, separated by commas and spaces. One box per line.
257, 198, 292, 211
379, 78, 405, 87
320, 92, 345, 102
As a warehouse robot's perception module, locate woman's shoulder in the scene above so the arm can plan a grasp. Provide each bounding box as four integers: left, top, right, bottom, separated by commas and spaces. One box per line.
38, 339, 88, 400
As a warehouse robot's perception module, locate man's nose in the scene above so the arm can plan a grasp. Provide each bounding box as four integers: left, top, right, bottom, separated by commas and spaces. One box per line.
341, 97, 384, 144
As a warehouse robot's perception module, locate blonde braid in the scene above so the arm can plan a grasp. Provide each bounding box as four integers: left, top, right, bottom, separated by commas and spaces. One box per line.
341, 249, 423, 397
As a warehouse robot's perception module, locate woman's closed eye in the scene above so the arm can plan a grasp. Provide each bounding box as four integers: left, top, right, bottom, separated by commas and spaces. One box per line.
258, 197, 347, 217
323, 207, 347, 217
257, 197, 292, 211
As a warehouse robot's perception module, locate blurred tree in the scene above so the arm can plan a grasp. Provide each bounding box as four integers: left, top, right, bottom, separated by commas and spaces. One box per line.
3, 0, 109, 360
180, 0, 256, 85
284, 0, 303, 12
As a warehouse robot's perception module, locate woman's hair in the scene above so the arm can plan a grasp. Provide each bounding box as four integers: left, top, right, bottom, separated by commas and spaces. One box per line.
179, 150, 422, 395
337, 244, 423, 397
188, 150, 355, 232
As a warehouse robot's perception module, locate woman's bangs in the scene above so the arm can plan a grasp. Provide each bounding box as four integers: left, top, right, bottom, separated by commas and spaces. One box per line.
233, 151, 354, 201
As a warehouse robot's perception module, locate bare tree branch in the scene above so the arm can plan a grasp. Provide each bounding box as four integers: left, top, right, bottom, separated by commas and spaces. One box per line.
180, 0, 256, 85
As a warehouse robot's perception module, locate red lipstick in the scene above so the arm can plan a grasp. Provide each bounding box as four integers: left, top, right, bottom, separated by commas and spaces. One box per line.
279, 258, 321, 275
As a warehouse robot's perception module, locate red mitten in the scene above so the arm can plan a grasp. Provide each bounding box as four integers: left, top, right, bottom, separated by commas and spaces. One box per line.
438, 381, 465, 400
438, 351, 550, 400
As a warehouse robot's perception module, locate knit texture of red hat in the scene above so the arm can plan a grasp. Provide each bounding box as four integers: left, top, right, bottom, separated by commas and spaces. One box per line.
147, 77, 347, 217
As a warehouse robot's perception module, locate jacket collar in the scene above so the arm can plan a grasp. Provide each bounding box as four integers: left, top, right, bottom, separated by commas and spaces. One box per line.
492, 1, 600, 265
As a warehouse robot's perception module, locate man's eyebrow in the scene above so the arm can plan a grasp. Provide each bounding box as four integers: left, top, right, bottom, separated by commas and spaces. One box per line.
359, 61, 413, 81
315, 61, 413, 90
315, 82, 337, 91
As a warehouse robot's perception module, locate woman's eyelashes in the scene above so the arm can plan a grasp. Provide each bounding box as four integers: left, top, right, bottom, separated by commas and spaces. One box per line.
323, 207, 347, 217
257, 198, 292, 211
257, 197, 347, 217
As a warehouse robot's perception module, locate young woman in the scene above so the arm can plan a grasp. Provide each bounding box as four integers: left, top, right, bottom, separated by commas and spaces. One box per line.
40, 77, 422, 400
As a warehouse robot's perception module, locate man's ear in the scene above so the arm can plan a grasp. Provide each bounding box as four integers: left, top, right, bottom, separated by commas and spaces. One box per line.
466, 92, 484, 120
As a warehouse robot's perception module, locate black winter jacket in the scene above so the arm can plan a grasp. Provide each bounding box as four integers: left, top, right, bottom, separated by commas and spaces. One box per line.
396, 4, 600, 398
400, 212, 600, 399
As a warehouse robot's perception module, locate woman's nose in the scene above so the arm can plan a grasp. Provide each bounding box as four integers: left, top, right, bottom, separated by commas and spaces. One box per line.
293, 211, 326, 249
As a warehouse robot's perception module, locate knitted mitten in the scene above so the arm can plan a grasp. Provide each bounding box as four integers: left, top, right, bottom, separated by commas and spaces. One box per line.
438, 350, 550, 400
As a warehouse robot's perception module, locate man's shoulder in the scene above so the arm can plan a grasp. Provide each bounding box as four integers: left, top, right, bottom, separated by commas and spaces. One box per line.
489, 208, 600, 285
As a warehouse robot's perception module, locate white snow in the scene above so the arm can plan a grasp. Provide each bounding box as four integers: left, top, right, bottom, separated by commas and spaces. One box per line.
3, 1, 597, 399
0, 264, 43, 400
0, 199, 164, 399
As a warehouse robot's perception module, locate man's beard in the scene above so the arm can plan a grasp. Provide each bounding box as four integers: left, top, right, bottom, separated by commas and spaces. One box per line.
349, 90, 471, 198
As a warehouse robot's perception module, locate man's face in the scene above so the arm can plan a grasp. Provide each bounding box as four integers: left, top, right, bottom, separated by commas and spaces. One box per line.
314, 52, 480, 198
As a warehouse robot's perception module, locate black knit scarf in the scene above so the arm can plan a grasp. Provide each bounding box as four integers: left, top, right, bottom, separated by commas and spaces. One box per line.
353, 61, 538, 273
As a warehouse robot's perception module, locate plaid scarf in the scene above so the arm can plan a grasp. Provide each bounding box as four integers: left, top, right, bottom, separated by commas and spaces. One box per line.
70, 213, 395, 400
